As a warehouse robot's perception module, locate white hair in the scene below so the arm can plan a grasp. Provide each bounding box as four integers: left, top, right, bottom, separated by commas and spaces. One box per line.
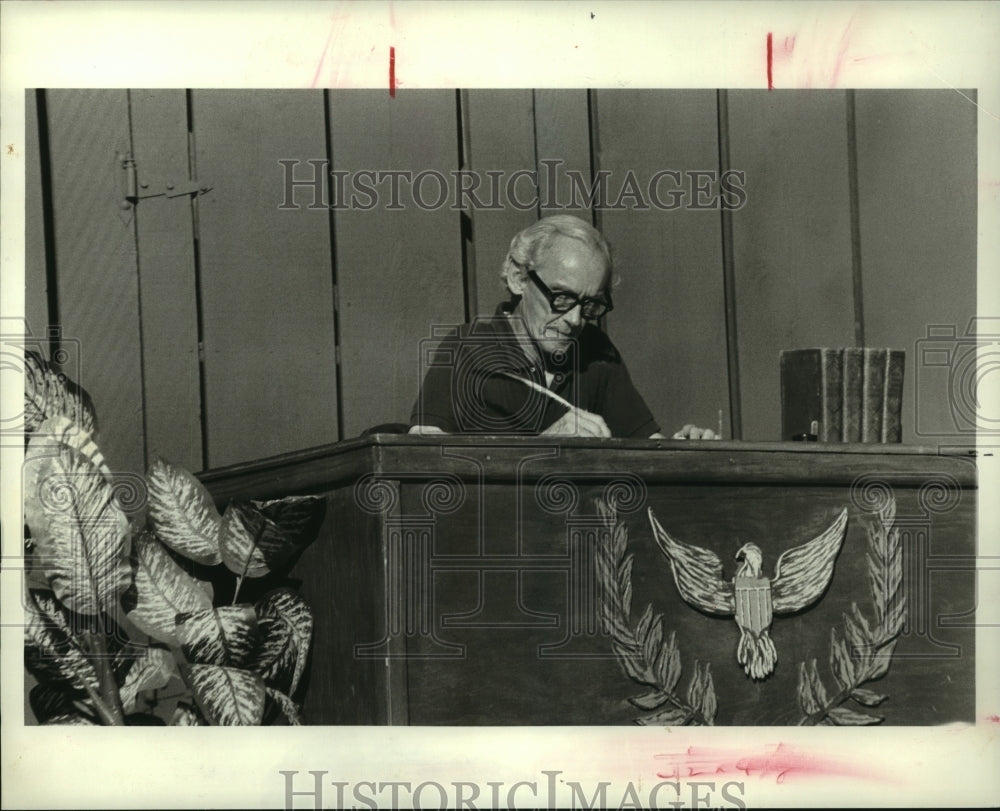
500, 214, 612, 295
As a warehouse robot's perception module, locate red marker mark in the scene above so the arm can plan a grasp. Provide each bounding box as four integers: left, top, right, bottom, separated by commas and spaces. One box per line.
766, 32, 774, 89
987, 714, 1000, 723
389, 46, 396, 97
654, 743, 890, 785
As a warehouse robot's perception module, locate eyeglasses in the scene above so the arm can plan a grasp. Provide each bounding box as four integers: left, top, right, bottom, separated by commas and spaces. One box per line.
513, 259, 613, 320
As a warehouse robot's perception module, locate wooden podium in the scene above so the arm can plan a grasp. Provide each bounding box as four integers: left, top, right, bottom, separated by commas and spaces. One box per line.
200, 436, 977, 726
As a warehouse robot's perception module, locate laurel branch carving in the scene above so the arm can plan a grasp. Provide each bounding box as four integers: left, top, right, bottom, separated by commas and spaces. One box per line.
795, 495, 906, 725
594, 499, 718, 726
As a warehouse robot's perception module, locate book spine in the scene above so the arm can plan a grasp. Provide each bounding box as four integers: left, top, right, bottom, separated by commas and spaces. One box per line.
861, 348, 887, 442
842, 348, 863, 442
820, 348, 843, 442
780, 349, 822, 440
881, 349, 905, 442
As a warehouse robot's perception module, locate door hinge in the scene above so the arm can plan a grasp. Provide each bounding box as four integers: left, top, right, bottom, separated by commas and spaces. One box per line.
120, 153, 212, 204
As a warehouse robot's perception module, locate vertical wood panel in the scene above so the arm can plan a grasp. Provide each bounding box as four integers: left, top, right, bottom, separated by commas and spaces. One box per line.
464, 90, 537, 316
728, 91, 856, 441
25, 90, 49, 343
129, 90, 203, 471
534, 89, 593, 222
192, 90, 339, 468
329, 90, 464, 436
854, 90, 977, 447
45, 90, 145, 475
595, 90, 730, 436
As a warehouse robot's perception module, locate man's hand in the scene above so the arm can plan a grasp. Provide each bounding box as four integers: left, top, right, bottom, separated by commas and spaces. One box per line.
543, 407, 611, 437
671, 423, 721, 440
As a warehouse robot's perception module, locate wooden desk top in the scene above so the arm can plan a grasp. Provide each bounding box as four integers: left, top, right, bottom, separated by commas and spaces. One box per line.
201, 436, 977, 503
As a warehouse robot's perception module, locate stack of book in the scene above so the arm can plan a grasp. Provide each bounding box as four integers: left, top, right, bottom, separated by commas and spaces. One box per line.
779, 348, 905, 443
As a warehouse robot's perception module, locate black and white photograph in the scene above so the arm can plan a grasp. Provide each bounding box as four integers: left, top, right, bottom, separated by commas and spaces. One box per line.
2, 2, 998, 809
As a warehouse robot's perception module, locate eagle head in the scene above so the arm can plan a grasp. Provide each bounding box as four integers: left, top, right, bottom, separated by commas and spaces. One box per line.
735, 542, 764, 578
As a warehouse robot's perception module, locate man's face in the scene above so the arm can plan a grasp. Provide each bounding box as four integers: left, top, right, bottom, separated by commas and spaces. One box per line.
516, 234, 610, 356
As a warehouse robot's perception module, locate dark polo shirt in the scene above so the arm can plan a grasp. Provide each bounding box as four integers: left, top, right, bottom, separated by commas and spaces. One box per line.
410, 306, 659, 438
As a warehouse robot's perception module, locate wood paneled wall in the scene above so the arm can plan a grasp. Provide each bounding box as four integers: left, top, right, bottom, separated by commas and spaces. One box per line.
24, 89, 977, 476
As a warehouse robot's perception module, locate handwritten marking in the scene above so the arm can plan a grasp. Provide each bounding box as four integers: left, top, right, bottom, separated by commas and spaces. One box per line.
6, 144, 14, 155
654, 743, 889, 785
987, 714, 1000, 723
389, 46, 396, 97
766, 32, 774, 89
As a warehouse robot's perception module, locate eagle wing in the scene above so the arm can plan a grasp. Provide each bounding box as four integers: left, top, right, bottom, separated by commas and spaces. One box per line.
771, 507, 849, 613
647, 508, 736, 615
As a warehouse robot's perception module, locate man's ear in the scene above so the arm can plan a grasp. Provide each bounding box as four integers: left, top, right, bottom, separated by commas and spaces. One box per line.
504, 263, 528, 296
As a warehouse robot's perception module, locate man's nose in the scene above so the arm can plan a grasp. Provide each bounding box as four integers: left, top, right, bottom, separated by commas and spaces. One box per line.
562, 304, 583, 328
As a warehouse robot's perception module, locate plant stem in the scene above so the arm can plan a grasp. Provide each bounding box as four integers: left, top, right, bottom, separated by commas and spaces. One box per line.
81, 628, 125, 725
82, 681, 120, 726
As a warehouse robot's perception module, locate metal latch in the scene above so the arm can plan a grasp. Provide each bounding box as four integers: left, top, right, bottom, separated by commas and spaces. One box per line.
120, 154, 212, 204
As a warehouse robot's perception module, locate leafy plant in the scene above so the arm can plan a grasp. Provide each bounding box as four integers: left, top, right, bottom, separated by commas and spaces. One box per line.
795, 496, 905, 725
22, 350, 323, 725
595, 499, 718, 726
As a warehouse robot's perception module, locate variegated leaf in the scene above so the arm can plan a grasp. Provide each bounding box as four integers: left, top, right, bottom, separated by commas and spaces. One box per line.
252, 589, 313, 695
219, 504, 288, 579
24, 588, 100, 693
828, 706, 882, 726
24, 432, 130, 616
637, 706, 689, 726
126, 533, 213, 646
629, 691, 669, 711
24, 350, 98, 438
177, 605, 258, 668
147, 458, 222, 565
29, 682, 94, 724
266, 687, 303, 725
186, 664, 265, 725
220, 497, 324, 578
27, 415, 111, 482
118, 646, 177, 714
170, 702, 206, 726
44, 713, 98, 725
251, 495, 325, 542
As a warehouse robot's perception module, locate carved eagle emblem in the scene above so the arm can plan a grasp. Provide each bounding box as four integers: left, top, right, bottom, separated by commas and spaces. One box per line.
647, 507, 849, 680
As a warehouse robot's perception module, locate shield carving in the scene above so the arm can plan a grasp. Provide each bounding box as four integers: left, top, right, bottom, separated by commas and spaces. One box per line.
734, 576, 773, 634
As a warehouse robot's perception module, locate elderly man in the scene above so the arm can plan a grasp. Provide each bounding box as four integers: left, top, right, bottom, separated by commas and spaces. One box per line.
409, 215, 716, 440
